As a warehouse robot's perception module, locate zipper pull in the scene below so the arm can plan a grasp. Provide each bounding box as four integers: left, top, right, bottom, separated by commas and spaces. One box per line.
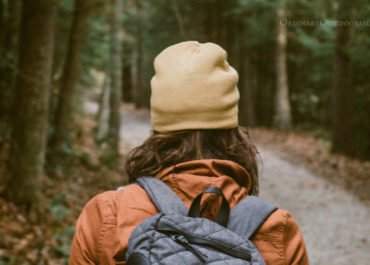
171, 235, 208, 263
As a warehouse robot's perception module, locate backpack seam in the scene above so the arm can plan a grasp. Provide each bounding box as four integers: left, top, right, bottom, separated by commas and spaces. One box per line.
149, 213, 165, 264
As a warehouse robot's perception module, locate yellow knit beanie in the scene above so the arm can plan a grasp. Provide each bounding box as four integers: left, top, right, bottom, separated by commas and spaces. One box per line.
150, 41, 239, 132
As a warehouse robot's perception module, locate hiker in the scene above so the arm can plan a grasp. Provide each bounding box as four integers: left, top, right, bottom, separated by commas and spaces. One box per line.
69, 41, 309, 265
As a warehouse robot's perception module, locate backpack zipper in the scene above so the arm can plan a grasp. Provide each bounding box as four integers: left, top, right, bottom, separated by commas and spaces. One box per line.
170, 235, 208, 262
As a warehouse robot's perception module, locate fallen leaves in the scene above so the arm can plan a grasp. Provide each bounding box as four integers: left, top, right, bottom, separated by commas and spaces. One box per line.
0, 113, 124, 265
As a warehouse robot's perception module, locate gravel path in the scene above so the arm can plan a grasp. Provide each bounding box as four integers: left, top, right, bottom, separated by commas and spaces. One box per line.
120, 104, 370, 265
258, 148, 370, 264
120, 104, 151, 152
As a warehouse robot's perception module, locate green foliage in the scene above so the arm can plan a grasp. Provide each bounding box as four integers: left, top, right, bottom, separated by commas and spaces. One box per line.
100, 147, 119, 167
288, 24, 334, 126
59, 0, 74, 12
0, 257, 16, 265
82, 13, 111, 71
236, 0, 276, 10
52, 226, 75, 261
50, 201, 70, 222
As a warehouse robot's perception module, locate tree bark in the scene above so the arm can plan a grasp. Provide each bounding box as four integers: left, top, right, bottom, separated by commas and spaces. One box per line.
239, 44, 256, 127
206, 0, 222, 43
222, 0, 239, 68
0, 0, 5, 46
171, 0, 186, 39
122, 63, 132, 102
2, 0, 22, 54
96, 76, 111, 141
121, 0, 131, 103
131, 0, 144, 108
50, 0, 90, 153
331, 4, 355, 155
0, 0, 22, 122
255, 47, 274, 127
274, 3, 292, 130
107, 0, 123, 157
5, 0, 57, 211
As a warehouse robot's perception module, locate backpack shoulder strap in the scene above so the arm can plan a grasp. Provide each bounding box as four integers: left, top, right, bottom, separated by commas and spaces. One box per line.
135, 176, 188, 216
227, 196, 278, 239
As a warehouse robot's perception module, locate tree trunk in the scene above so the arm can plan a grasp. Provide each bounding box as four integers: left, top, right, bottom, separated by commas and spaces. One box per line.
222, 0, 238, 68
130, 52, 139, 105
255, 46, 274, 127
206, 0, 221, 43
331, 4, 355, 155
171, 0, 186, 39
96, 76, 111, 141
0, 0, 22, 123
131, 0, 144, 108
239, 45, 256, 127
121, 0, 131, 103
274, 3, 292, 130
0, 0, 5, 46
122, 63, 132, 102
50, 0, 90, 153
107, 0, 123, 158
5, 0, 57, 212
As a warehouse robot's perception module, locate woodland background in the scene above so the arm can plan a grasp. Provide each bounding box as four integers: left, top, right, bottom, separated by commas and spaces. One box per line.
0, 0, 369, 264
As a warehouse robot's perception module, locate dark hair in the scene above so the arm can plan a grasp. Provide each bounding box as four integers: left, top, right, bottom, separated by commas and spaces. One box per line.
125, 127, 259, 195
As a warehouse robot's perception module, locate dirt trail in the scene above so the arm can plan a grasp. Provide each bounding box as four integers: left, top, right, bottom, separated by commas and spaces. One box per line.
258, 149, 370, 264
120, 104, 370, 265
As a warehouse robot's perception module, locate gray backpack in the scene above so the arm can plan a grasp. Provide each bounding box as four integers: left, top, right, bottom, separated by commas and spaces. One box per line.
125, 176, 277, 264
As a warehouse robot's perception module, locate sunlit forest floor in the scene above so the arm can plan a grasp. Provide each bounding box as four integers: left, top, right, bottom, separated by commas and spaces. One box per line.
0, 103, 369, 264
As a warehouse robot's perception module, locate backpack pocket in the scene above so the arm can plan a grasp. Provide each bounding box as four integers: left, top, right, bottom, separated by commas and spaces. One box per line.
157, 216, 252, 262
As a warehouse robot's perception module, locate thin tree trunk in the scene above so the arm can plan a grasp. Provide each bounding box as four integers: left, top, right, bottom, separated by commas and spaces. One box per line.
0, 0, 22, 122
255, 48, 274, 127
107, 0, 123, 157
131, 0, 143, 108
5, 0, 57, 212
0, 0, 5, 46
171, 0, 186, 39
274, 3, 292, 130
223, 0, 238, 67
239, 45, 256, 126
131, 51, 139, 105
122, 63, 132, 102
205, 2, 214, 41
331, 4, 355, 155
136, 0, 144, 108
96, 76, 111, 141
211, 0, 222, 43
238, 21, 256, 126
50, 0, 90, 153
121, 0, 131, 103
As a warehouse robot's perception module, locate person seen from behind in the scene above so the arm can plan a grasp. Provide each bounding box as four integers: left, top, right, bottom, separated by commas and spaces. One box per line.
69, 41, 309, 265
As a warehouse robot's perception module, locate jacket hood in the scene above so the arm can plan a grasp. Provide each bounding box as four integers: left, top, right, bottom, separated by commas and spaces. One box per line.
155, 159, 251, 208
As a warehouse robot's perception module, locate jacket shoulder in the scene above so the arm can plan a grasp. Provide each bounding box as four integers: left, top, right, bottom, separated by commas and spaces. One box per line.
69, 190, 118, 265
76, 190, 118, 227
82, 183, 157, 221
254, 209, 291, 238
252, 208, 309, 265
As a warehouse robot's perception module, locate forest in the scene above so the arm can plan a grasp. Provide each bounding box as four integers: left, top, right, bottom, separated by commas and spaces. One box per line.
0, 0, 369, 264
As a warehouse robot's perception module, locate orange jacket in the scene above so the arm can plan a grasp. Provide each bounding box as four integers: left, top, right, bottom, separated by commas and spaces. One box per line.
69, 159, 309, 265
